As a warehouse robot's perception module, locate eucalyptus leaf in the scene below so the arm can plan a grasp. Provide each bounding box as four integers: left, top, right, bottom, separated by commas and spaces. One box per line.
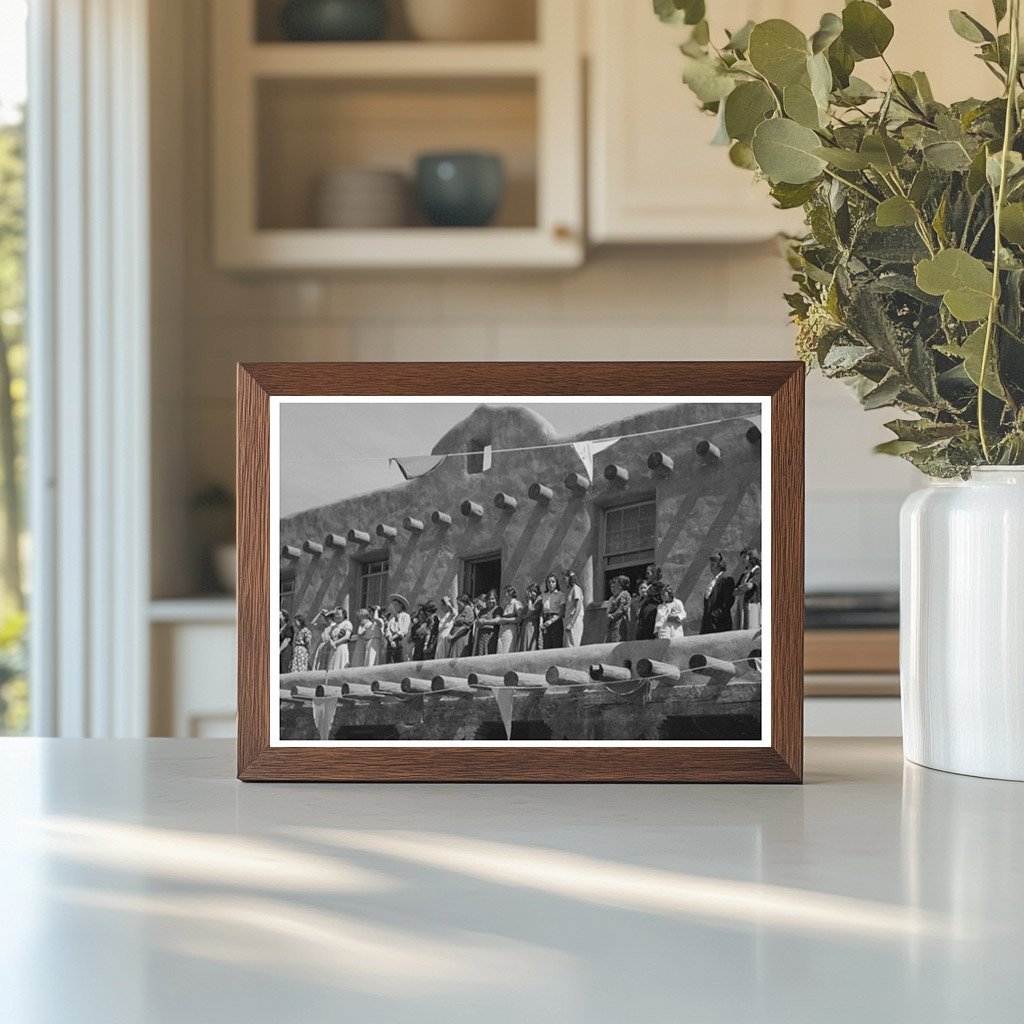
915, 249, 994, 322
842, 1, 895, 59
827, 35, 856, 89
923, 140, 973, 171
723, 81, 775, 144
862, 374, 903, 409
986, 150, 1024, 191
1000, 203, 1024, 245
752, 118, 828, 184
967, 144, 992, 193
653, 0, 705, 26
814, 146, 872, 170
874, 438, 922, 455
810, 12, 843, 54
724, 20, 755, 53
909, 165, 933, 205
836, 76, 879, 105
861, 133, 904, 173
940, 325, 1006, 398
784, 80, 824, 129
884, 418, 963, 443
748, 19, 809, 86
682, 57, 736, 103
770, 180, 820, 209
913, 71, 935, 104
948, 10, 994, 44
729, 140, 757, 169
876, 197, 918, 228
808, 52, 833, 109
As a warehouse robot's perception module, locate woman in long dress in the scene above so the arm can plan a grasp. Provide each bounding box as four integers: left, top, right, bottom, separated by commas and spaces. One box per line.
350, 608, 372, 668
436, 596, 457, 657
446, 594, 476, 659
562, 570, 585, 647
289, 615, 312, 673
411, 603, 439, 662
604, 576, 631, 643
365, 606, 385, 668
474, 591, 501, 656
635, 565, 663, 641
734, 548, 762, 629
310, 609, 332, 670
519, 583, 543, 651
279, 611, 293, 674
541, 573, 565, 649
497, 586, 523, 654
328, 609, 353, 670
655, 584, 687, 640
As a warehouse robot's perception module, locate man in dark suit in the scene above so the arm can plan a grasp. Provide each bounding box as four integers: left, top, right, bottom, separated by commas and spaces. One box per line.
700, 552, 735, 634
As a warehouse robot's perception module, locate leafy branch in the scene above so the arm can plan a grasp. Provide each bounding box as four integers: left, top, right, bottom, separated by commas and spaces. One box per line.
658, 0, 1024, 476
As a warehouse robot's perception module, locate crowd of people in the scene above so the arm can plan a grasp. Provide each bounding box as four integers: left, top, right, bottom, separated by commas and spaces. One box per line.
278, 549, 761, 674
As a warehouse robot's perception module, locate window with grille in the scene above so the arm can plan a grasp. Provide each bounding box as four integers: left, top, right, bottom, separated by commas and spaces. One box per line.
602, 500, 656, 596
359, 558, 390, 611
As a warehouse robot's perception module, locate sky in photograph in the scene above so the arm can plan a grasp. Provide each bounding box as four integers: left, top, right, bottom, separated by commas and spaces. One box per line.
279, 400, 676, 515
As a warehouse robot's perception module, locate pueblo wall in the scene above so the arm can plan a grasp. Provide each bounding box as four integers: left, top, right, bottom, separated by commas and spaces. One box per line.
279, 402, 762, 643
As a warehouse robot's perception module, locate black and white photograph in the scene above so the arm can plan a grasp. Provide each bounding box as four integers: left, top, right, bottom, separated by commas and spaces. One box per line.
272, 396, 769, 745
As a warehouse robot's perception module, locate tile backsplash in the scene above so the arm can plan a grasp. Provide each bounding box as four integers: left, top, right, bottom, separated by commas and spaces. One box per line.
179, 247, 917, 594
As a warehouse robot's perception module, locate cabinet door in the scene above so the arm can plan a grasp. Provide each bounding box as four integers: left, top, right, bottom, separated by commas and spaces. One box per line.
588, 0, 994, 244
587, 0, 810, 243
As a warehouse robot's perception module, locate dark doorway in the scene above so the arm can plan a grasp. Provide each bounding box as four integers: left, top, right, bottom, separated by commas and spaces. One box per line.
475, 720, 553, 741
602, 563, 650, 601
658, 714, 761, 740
463, 553, 501, 600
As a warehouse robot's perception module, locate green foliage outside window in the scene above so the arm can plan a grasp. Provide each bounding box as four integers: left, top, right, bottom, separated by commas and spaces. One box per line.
0, 110, 27, 733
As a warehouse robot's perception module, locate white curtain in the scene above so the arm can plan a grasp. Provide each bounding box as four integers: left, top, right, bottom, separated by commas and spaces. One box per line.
29, 0, 150, 736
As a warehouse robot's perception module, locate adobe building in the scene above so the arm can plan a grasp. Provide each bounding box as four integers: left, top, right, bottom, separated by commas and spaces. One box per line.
279, 401, 763, 641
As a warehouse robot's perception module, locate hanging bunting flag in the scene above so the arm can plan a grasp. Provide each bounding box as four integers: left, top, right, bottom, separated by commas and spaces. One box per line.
391, 454, 447, 480
570, 437, 621, 480
492, 687, 516, 741
312, 696, 339, 741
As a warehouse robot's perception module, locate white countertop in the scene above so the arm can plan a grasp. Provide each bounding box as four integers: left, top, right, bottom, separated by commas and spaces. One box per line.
1, 738, 1020, 1023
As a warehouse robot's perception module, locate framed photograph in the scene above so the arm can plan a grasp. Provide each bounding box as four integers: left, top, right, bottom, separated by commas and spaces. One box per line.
237, 362, 803, 782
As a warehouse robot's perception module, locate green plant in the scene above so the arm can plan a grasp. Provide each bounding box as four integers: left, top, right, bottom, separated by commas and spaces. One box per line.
659, 0, 1024, 476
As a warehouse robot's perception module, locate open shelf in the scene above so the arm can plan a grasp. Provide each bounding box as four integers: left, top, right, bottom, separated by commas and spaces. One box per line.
213, 0, 581, 268
257, 76, 538, 232
249, 42, 544, 78
254, 0, 538, 44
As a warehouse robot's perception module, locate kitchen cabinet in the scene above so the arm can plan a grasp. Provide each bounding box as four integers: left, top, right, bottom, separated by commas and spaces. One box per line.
587, 0, 998, 244
587, 0, 813, 243
150, 600, 237, 737
211, 0, 583, 269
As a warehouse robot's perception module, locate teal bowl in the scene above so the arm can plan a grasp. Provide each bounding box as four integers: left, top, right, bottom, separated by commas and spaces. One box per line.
281, 0, 388, 42
415, 153, 505, 228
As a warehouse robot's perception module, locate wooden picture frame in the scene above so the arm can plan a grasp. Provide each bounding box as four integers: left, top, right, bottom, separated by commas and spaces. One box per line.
237, 362, 804, 782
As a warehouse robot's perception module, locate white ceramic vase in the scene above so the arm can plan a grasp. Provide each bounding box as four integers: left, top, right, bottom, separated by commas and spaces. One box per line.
901, 467, 1024, 781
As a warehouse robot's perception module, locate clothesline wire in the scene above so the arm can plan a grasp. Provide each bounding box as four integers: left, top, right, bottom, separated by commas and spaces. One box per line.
283, 414, 761, 466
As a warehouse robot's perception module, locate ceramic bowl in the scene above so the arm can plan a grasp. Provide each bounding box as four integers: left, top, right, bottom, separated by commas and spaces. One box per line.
403, 0, 533, 42
316, 168, 407, 228
415, 152, 504, 228
281, 0, 388, 42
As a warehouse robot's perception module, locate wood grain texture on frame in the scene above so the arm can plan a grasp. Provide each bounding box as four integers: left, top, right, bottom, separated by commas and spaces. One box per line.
237, 362, 804, 783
